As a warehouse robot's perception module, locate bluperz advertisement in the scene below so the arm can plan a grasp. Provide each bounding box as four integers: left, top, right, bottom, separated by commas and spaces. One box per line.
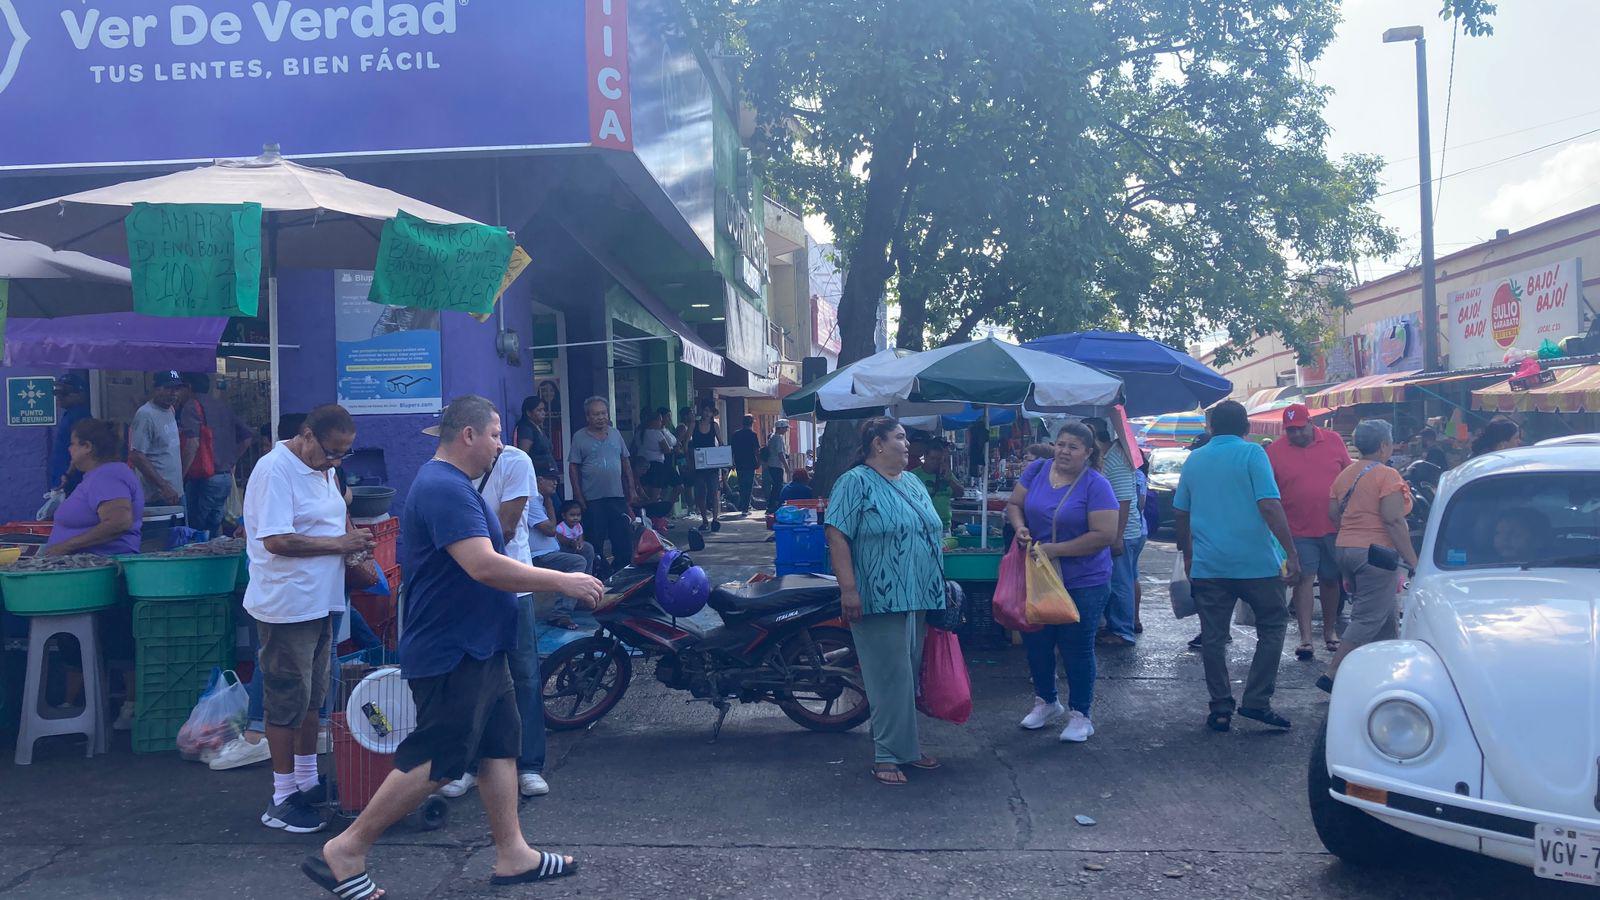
335, 269, 441, 414
0, 1, 588, 169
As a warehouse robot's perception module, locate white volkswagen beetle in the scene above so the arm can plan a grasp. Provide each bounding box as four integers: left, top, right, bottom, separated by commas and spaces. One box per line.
1310, 438, 1600, 888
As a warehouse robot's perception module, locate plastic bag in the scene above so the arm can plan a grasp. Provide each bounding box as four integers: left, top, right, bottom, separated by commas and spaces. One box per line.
36, 489, 64, 521
916, 627, 972, 724
992, 541, 1039, 632
1024, 544, 1079, 625
1169, 555, 1195, 619
176, 668, 248, 761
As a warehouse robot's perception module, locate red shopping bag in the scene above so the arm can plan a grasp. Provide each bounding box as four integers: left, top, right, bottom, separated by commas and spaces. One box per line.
992, 541, 1039, 633
917, 627, 973, 724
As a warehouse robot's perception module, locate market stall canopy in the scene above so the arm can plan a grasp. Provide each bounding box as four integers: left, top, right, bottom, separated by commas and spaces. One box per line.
1244, 385, 1304, 414
817, 338, 1123, 414
1249, 406, 1332, 437
1020, 331, 1231, 417
1472, 364, 1600, 414
781, 348, 908, 418
1305, 371, 1422, 409
5, 313, 225, 372
1139, 411, 1206, 445
0, 155, 484, 269
0, 237, 132, 317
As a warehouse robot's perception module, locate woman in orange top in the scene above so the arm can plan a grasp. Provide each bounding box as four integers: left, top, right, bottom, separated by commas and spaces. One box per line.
1318, 419, 1418, 691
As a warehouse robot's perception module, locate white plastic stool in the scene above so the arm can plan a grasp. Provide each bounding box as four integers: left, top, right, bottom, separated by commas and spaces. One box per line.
14, 612, 108, 765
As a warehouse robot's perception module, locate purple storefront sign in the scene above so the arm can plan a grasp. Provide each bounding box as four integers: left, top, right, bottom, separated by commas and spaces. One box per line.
0, 1, 589, 169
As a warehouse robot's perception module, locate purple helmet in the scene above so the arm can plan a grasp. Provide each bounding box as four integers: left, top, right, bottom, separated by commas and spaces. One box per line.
656, 549, 710, 617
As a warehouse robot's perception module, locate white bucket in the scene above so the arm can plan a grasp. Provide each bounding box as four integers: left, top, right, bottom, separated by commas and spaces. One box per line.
344, 666, 415, 755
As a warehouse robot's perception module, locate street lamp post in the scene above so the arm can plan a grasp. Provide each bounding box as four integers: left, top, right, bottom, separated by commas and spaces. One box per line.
1384, 25, 1440, 373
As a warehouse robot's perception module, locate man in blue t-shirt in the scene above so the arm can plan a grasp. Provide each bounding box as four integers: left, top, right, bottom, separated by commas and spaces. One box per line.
1173, 400, 1300, 734
308, 396, 602, 898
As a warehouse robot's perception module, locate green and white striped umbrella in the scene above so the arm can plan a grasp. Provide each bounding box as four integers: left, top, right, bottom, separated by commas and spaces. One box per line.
809, 338, 1122, 415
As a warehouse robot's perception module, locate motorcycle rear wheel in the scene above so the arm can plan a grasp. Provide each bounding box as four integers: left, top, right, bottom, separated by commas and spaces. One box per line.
541, 637, 633, 731
776, 626, 871, 732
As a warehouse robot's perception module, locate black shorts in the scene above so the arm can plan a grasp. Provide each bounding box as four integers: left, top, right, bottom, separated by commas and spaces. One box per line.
641, 460, 677, 488
393, 652, 520, 783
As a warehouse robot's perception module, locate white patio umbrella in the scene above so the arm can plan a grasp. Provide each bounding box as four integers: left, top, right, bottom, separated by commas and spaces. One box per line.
0, 235, 132, 317
0, 146, 493, 423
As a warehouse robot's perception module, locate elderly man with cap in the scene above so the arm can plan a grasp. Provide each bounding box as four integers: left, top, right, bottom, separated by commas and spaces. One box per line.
1265, 403, 1351, 660
762, 419, 791, 514
128, 370, 187, 508
48, 374, 92, 494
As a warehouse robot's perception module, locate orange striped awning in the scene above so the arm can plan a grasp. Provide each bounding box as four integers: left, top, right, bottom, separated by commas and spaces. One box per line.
1471, 364, 1600, 414
1305, 371, 1421, 409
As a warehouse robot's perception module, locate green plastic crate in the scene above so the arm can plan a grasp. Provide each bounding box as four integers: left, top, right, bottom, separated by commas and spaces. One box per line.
131, 596, 232, 753
0, 566, 120, 615
119, 554, 241, 600
942, 549, 1003, 582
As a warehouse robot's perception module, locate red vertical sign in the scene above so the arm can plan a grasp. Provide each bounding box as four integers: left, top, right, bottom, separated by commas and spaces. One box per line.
586, 0, 633, 150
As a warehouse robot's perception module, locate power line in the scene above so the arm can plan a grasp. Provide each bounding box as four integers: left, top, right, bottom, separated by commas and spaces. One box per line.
1375, 125, 1600, 199
1387, 105, 1600, 166
1433, 19, 1459, 220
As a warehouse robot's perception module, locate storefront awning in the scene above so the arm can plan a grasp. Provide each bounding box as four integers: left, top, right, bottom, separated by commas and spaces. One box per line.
1249, 407, 1332, 437
5, 313, 226, 372
1472, 364, 1600, 414
1245, 385, 1303, 414
1305, 371, 1421, 409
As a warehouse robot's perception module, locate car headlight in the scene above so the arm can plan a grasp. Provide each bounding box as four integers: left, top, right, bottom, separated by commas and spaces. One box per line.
1368, 699, 1434, 760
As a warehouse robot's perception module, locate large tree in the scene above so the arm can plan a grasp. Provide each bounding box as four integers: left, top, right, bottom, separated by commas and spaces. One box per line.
700, 0, 1493, 487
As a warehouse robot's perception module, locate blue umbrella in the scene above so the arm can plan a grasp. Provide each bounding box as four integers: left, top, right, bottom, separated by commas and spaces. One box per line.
1021, 330, 1232, 417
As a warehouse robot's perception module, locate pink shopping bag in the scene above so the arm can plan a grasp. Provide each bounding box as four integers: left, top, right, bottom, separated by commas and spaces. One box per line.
917, 627, 973, 724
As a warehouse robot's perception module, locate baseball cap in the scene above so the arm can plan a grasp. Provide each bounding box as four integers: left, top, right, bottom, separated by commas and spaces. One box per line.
775, 420, 790, 430
420, 424, 441, 437
153, 370, 183, 387
1282, 404, 1311, 428
54, 374, 88, 393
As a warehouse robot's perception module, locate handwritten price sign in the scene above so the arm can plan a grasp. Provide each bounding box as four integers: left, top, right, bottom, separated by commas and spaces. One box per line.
368, 210, 514, 316
126, 203, 263, 317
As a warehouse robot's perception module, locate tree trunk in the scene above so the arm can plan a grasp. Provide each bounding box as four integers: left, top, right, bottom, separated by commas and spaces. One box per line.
815, 107, 919, 495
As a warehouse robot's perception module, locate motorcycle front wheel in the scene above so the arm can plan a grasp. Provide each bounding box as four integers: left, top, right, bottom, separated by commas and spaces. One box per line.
542, 637, 633, 731
775, 626, 871, 732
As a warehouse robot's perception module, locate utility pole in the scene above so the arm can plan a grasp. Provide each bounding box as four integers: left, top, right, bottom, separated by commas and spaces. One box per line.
1385, 25, 1440, 373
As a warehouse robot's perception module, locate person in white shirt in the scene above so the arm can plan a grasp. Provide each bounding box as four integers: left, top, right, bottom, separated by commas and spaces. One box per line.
243, 404, 374, 835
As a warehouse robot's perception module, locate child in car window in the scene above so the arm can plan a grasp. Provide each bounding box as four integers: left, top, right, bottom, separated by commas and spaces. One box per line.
1489, 508, 1548, 564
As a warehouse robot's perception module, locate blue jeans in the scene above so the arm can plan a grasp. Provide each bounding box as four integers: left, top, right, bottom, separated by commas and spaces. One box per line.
185, 473, 233, 537
1104, 536, 1146, 642
531, 549, 590, 621
1022, 583, 1112, 714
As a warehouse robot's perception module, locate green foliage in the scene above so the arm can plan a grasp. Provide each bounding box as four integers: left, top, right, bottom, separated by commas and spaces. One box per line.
703, 0, 1492, 369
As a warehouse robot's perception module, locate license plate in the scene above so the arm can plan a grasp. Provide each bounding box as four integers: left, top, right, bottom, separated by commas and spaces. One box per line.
1536, 823, 1600, 886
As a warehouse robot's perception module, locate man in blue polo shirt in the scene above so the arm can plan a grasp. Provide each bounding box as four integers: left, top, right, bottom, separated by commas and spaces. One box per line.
1173, 400, 1300, 734
306, 395, 602, 900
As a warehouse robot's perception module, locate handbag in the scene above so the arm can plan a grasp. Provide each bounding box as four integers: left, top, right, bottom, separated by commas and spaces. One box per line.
915, 627, 972, 724
345, 549, 380, 591
926, 581, 964, 632
184, 399, 218, 480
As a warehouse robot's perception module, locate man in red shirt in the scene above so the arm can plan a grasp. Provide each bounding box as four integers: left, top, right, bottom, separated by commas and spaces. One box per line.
1265, 405, 1351, 660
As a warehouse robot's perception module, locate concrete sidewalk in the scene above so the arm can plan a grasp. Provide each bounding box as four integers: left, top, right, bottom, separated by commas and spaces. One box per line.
0, 517, 1580, 898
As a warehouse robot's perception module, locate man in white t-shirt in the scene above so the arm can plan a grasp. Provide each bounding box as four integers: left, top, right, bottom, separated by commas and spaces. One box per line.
243, 404, 374, 835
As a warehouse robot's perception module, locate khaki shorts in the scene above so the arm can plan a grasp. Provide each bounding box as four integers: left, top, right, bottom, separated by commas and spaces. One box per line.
255, 615, 333, 729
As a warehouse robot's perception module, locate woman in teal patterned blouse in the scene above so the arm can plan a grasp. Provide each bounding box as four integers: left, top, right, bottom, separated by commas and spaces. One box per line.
824, 417, 948, 786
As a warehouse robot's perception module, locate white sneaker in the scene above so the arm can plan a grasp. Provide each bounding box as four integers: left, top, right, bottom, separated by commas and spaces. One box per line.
209, 735, 272, 771
519, 773, 550, 797
1059, 710, 1095, 743
439, 773, 477, 798
1020, 698, 1066, 730
112, 700, 135, 731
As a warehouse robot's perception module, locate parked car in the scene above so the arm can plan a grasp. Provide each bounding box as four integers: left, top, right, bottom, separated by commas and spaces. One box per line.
1145, 447, 1188, 533
1310, 439, 1600, 888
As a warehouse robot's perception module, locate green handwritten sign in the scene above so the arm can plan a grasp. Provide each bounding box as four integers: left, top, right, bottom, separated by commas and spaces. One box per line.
368, 210, 514, 316
126, 202, 263, 317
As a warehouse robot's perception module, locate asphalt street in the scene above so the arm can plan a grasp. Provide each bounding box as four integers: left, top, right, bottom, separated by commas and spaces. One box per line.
0, 518, 1586, 899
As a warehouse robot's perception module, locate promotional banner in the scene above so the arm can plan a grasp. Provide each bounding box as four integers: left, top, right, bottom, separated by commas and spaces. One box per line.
1363, 313, 1422, 376
126, 202, 262, 316
335, 269, 441, 414
0, 1, 589, 169
1447, 258, 1585, 369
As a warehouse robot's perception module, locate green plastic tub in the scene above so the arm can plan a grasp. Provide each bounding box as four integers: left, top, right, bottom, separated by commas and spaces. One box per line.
942, 548, 1004, 582
0, 565, 121, 615
118, 554, 241, 600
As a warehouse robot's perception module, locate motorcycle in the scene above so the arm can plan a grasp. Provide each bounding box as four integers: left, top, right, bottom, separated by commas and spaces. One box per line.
539, 547, 870, 739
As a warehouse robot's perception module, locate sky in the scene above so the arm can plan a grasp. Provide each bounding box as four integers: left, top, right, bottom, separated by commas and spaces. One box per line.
806, 1, 1600, 289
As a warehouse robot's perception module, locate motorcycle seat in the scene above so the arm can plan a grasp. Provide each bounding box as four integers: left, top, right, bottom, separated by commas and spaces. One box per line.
708, 575, 840, 617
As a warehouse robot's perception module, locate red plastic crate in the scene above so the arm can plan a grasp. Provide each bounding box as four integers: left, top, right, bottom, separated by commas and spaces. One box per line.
0, 522, 53, 536
357, 519, 400, 572
350, 564, 401, 651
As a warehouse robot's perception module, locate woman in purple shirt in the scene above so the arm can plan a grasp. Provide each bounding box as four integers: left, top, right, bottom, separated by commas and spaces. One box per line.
44, 418, 144, 557
1004, 422, 1119, 743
